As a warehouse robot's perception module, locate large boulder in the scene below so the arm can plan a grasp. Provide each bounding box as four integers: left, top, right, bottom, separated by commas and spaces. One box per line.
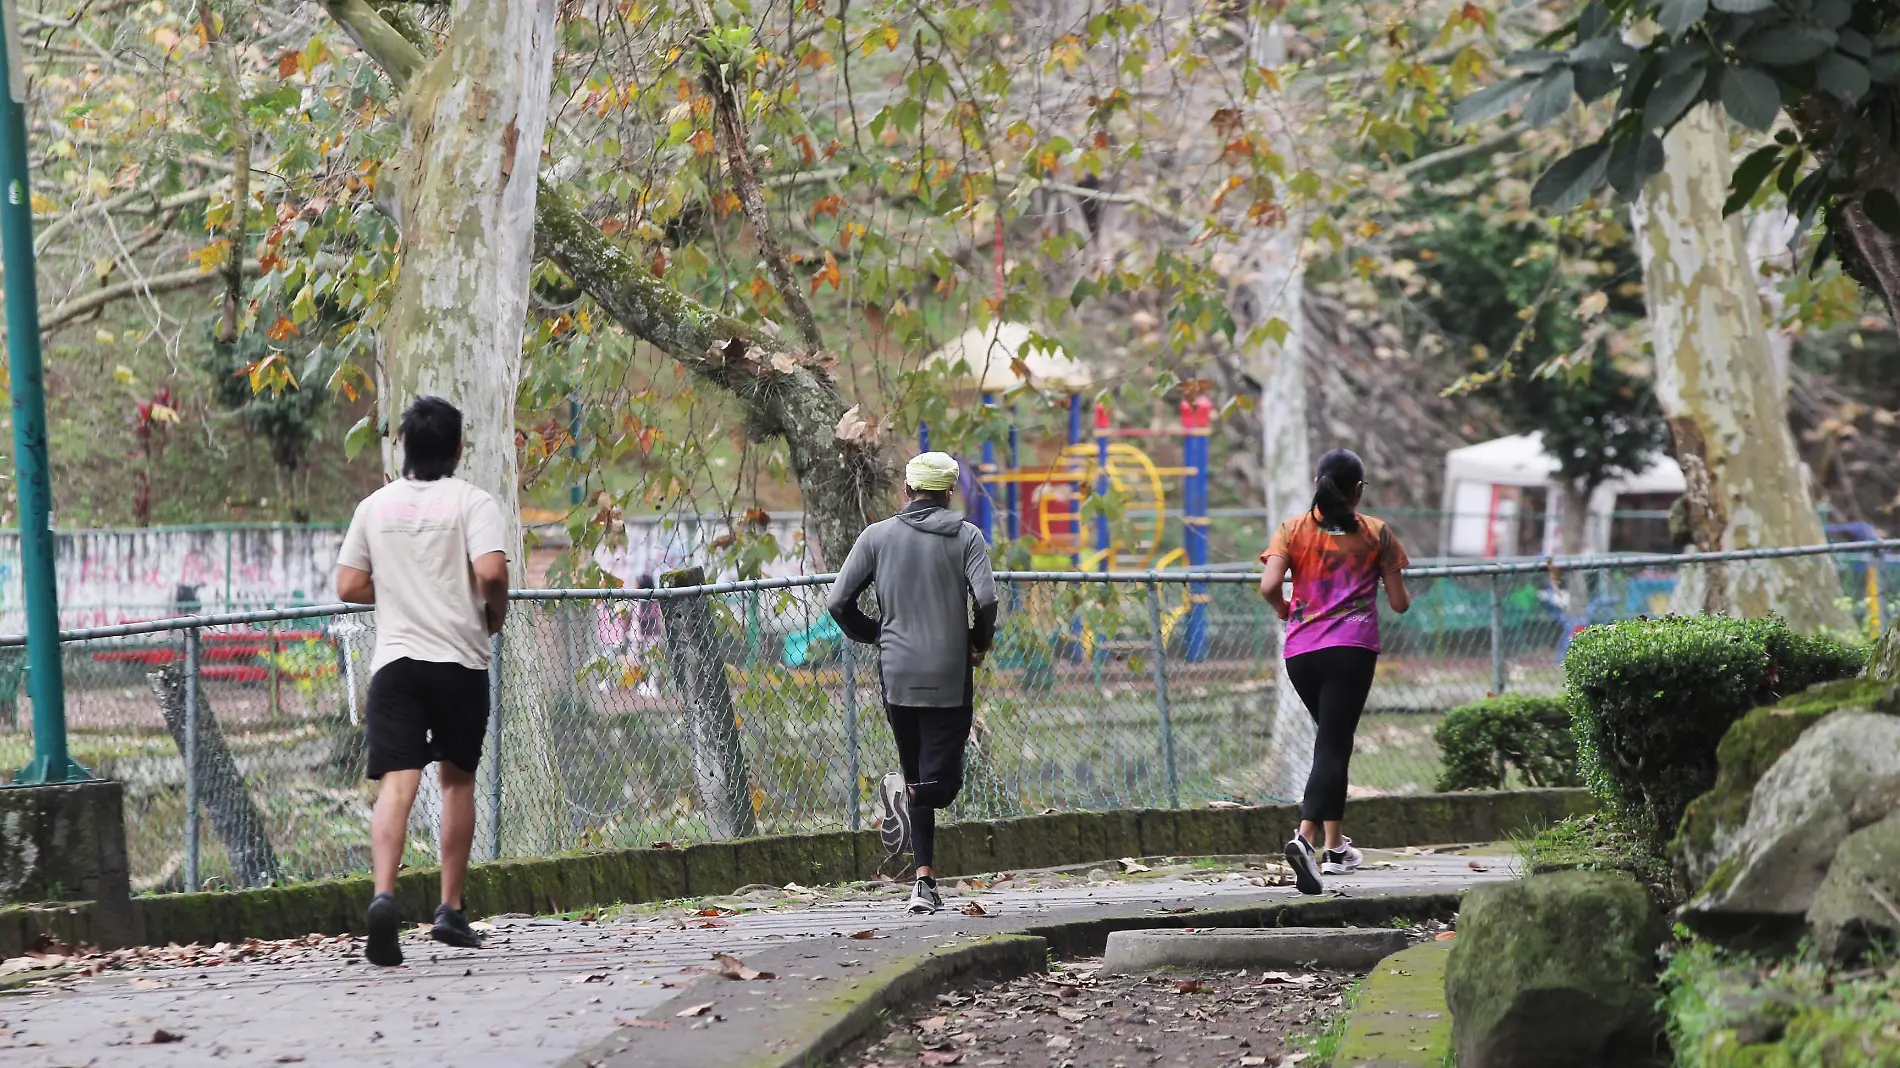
1683, 709, 1900, 940
1446, 870, 1667, 1068
1675, 679, 1900, 891
1808, 809, 1900, 963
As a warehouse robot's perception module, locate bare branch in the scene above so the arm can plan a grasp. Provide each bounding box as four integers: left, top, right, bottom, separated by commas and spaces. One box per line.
41, 268, 223, 334
1394, 124, 1526, 180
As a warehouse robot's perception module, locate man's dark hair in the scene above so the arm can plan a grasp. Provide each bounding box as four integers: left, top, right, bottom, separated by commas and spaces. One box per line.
399, 396, 463, 481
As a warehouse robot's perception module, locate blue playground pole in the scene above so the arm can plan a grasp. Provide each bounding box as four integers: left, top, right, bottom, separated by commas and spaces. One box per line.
1066, 394, 1083, 564
1181, 397, 1213, 663
918, 422, 929, 452
1006, 406, 1020, 542
975, 392, 996, 542
1093, 402, 1111, 571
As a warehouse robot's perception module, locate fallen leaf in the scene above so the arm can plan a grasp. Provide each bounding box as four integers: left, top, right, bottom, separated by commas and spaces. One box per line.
917, 1016, 949, 1032
850, 929, 878, 940
1435, 931, 1458, 941
958, 901, 989, 917
696, 907, 738, 918
1118, 858, 1152, 874
1467, 861, 1490, 872
1046, 1035, 1073, 1050
1055, 1008, 1089, 1023
140, 1030, 185, 1045
921, 1053, 963, 1066
676, 1002, 715, 1018
714, 953, 776, 981
571, 972, 610, 984
1281, 1053, 1309, 1065
1241, 1058, 1267, 1067
275, 1057, 305, 1064
614, 1018, 669, 1030
1175, 979, 1205, 994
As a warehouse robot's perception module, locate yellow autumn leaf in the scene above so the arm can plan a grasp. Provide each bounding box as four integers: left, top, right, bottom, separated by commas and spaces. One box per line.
187, 240, 230, 273
29, 193, 55, 215
95, 329, 116, 346
112, 365, 135, 385
1575, 291, 1609, 320
148, 404, 180, 424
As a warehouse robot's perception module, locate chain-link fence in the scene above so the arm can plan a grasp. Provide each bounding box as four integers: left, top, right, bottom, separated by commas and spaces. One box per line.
2, 540, 1894, 893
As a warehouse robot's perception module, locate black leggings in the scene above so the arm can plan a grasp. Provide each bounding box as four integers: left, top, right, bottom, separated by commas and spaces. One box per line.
886, 702, 974, 869
1285, 645, 1379, 823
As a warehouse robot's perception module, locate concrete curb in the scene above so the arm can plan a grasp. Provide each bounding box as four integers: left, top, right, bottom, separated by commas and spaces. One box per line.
1, 789, 1585, 955
1335, 939, 1456, 1067
1101, 927, 1412, 974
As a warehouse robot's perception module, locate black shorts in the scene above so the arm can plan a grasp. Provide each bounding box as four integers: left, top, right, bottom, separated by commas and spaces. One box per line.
365, 658, 490, 779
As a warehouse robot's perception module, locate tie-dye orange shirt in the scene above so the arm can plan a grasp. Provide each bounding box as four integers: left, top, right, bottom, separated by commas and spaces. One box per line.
1261, 511, 1408, 658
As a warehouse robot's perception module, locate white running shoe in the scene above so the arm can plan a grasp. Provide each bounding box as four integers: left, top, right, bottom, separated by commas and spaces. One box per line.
907, 878, 943, 914
1321, 837, 1363, 875
1284, 833, 1324, 896
876, 772, 911, 862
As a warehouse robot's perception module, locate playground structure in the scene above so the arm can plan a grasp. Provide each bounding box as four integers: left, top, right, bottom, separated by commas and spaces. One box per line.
920, 323, 1217, 661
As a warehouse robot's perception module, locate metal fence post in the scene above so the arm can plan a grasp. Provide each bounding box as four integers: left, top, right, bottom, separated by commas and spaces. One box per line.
486, 630, 504, 862
1489, 574, 1506, 696
183, 626, 200, 891
842, 642, 860, 831
1144, 581, 1180, 809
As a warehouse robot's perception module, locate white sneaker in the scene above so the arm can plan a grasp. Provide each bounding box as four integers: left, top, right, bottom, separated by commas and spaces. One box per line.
876, 772, 911, 862
1284, 833, 1323, 896
907, 878, 943, 914
1321, 837, 1363, 875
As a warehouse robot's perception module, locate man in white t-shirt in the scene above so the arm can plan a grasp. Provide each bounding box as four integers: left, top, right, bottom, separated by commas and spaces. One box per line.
336, 396, 510, 967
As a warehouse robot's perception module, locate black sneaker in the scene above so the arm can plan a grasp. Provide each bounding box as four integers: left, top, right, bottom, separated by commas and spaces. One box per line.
365, 891, 403, 967
431, 904, 484, 949
1284, 834, 1324, 896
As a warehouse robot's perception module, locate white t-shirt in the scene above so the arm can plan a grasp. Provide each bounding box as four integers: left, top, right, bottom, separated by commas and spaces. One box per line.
337, 477, 509, 673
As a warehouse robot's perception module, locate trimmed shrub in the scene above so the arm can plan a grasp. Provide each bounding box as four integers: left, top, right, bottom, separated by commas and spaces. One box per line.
1564, 615, 1866, 844
1434, 695, 1580, 792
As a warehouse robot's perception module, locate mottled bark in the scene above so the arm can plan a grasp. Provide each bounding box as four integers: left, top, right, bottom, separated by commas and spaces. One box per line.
320, 1, 886, 569
1631, 104, 1852, 635
149, 665, 284, 889
658, 567, 758, 838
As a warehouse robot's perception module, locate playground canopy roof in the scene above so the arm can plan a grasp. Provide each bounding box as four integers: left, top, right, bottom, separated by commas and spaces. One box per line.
924, 321, 1093, 393
1444, 432, 1685, 496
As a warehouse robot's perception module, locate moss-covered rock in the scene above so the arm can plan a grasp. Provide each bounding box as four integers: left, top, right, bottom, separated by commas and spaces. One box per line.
1808, 809, 1900, 963
1683, 710, 1900, 941
1675, 679, 1900, 893
1446, 870, 1667, 1068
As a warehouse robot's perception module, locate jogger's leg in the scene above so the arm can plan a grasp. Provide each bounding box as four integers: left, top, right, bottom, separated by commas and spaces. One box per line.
912, 807, 938, 873
1301, 648, 1377, 835
372, 768, 422, 896
1283, 653, 1327, 849
438, 762, 477, 910
907, 703, 975, 879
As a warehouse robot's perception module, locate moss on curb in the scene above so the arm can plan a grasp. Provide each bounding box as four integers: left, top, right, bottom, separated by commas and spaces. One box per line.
3, 789, 1588, 955
1335, 940, 1454, 1067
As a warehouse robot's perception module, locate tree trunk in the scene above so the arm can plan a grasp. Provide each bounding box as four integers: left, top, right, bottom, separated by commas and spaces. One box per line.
1631, 104, 1853, 636
1238, 20, 1316, 805
321, 2, 887, 570
1558, 478, 1591, 612
148, 665, 283, 889
371, 0, 567, 856
658, 567, 758, 839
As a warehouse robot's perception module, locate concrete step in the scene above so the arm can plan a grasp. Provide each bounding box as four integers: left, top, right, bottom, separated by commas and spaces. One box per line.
1099, 925, 1411, 973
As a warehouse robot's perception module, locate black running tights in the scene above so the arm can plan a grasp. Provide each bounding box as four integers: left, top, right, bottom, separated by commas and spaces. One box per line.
886, 702, 975, 869
1284, 645, 1379, 824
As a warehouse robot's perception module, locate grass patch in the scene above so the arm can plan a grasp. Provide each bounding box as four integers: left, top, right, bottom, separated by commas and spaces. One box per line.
1664, 934, 1900, 1067
1514, 813, 1680, 909
1306, 978, 1363, 1066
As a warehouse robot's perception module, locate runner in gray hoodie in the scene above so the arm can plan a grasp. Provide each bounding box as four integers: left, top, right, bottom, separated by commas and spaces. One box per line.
828, 452, 998, 913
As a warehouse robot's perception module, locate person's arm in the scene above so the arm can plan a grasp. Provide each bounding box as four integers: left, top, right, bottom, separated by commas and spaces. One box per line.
335, 505, 374, 603
474, 551, 509, 634
336, 565, 375, 604
964, 528, 999, 665
1381, 526, 1412, 614
1259, 555, 1291, 621
827, 534, 881, 644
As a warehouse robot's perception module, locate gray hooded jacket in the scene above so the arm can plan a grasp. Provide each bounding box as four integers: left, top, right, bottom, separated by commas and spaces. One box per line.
827, 501, 999, 708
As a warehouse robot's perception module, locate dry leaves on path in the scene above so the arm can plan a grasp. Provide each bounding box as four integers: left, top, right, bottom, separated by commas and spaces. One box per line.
714, 953, 776, 981
675, 1001, 716, 1018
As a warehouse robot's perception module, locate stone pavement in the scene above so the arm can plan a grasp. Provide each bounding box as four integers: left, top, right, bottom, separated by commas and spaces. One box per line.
0, 849, 1511, 1068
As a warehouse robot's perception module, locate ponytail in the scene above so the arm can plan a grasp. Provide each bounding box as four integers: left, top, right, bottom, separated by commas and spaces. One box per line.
1311, 448, 1365, 535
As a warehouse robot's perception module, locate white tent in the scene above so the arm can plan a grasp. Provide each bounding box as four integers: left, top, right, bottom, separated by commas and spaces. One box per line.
1441, 432, 1685, 557
923, 321, 1092, 393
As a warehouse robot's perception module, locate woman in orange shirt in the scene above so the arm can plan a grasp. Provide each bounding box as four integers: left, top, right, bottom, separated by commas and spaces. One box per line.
1259, 449, 1411, 894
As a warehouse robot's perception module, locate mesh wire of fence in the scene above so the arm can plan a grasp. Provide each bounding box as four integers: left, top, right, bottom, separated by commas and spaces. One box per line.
1, 542, 1894, 893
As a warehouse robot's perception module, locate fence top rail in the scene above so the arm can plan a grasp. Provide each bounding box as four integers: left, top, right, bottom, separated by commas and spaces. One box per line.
0, 538, 1892, 647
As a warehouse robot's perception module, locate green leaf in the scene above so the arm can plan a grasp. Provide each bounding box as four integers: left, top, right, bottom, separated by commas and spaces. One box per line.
1719, 65, 1782, 129
1453, 75, 1536, 125
1711, 0, 1774, 11
1532, 141, 1612, 213
1813, 0, 1852, 28
1723, 144, 1784, 214
1872, 52, 1900, 84
1523, 67, 1576, 128
1657, 0, 1709, 39
1816, 53, 1870, 101
1607, 133, 1667, 197
1748, 25, 1837, 66
1262, 316, 1290, 347
344, 414, 377, 461
1645, 65, 1707, 131
1863, 189, 1900, 235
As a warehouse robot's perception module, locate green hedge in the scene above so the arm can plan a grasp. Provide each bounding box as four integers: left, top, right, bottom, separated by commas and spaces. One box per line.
1564, 615, 1866, 844
1434, 695, 1581, 792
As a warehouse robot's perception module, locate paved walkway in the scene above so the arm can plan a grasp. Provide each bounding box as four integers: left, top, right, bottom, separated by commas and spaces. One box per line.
0, 849, 1509, 1068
